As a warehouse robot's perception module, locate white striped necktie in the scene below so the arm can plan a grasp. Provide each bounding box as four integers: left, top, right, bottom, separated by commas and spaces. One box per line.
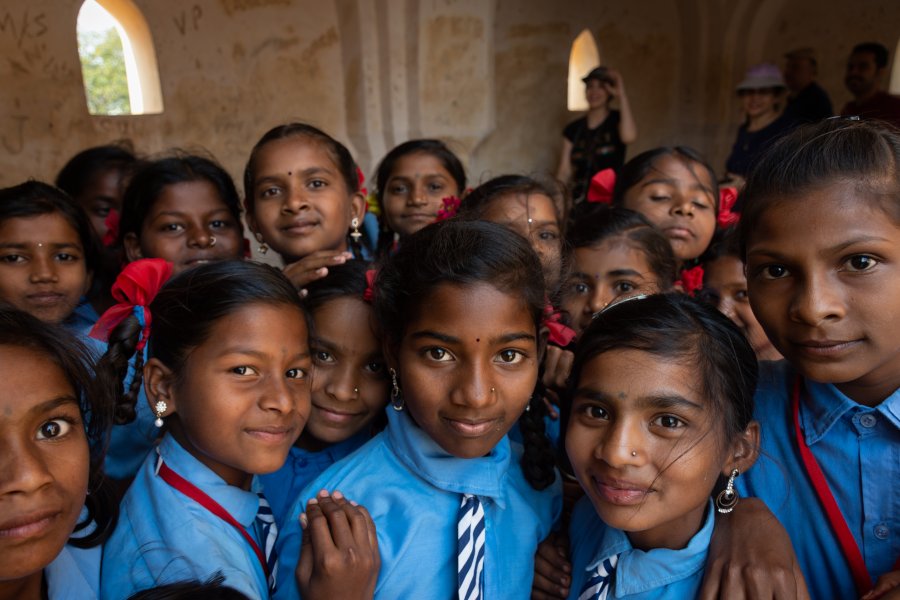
577, 555, 618, 600
256, 491, 279, 594
457, 493, 486, 600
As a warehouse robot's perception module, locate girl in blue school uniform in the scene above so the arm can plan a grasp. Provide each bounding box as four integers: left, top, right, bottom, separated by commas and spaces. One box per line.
559, 293, 762, 599
98, 260, 376, 599
0, 306, 117, 600
243, 123, 368, 292
736, 118, 900, 600
275, 219, 561, 599
0, 181, 101, 334
260, 259, 390, 524
98, 154, 247, 482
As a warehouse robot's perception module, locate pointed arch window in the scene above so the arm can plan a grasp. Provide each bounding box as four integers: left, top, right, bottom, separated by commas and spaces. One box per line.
77, 0, 163, 115
567, 29, 601, 111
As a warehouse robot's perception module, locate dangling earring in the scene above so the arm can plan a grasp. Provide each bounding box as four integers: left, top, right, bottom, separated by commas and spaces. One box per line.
254, 232, 268, 255
389, 368, 403, 411
350, 217, 362, 243
154, 400, 168, 428
716, 468, 740, 514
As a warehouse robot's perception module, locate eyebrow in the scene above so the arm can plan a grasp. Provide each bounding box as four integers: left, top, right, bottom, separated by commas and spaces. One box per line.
219, 348, 311, 360
0, 242, 82, 250
410, 330, 536, 345
29, 396, 80, 415
574, 388, 702, 411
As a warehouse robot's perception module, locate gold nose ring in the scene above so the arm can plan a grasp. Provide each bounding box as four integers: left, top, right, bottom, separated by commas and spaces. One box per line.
209, 235, 217, 247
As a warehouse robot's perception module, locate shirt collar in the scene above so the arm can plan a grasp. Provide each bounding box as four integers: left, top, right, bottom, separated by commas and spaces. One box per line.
585, 500, 715, 596
157, 433, 261, 526
385, 407, 511, 507
802, 379, 900, 444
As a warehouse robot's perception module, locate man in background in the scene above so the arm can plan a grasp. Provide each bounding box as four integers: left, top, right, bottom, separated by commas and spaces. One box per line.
841, 42, 900, 128
782, 47, 833, 123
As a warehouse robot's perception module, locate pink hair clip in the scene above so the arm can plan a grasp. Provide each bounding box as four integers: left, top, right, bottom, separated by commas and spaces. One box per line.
717, 187, 740, 228
362, 268, 376, 303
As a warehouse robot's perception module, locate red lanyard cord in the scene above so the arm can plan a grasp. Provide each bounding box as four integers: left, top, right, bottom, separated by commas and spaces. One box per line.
156, 459, 269, 579
792, 376, 875, 596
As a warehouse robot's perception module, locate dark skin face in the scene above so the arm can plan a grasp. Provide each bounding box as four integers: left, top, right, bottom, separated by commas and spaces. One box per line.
74, 168, 126, 239
746, 183, 900, 406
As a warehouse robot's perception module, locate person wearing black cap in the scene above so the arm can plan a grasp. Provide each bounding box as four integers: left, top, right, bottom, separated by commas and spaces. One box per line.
557, 66, 637, 202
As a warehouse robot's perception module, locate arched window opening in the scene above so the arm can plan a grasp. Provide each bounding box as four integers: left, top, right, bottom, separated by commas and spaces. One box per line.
567, 29, 601, 111
77, 0, 163, 116
890, 37, 900, 95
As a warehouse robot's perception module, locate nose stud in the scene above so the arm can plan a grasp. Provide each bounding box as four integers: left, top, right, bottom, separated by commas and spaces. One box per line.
353, 387, 359, 395
209, 235, 217, 247
631, 450, 637, 457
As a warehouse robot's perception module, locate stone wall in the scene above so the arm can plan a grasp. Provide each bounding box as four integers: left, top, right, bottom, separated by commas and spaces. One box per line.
1, 0, 898, 191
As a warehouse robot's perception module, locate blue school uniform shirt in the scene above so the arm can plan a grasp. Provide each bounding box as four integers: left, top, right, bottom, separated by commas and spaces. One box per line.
101, 433, 271, 599
274, 407, 562, 599
567, 497, 715, 599
45, 544, 101, 600
737, 361, 900, 600
260, 429, 370, 527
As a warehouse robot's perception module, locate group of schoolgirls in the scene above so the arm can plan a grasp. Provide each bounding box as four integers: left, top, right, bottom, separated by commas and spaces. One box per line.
0, 117, 897, 600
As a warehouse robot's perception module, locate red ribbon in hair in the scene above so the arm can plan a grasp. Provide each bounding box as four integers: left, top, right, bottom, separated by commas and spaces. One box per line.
362, 269, 376, 303
677, 265, 705, 297
586, 168, 616, 204
542, 303, 577, 347
89, 258, 174, 351
717, 187, 740, 228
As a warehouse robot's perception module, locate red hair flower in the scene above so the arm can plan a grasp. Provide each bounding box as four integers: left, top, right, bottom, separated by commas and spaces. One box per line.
362, 268, 376, 303
717, 187, 740, 228
356, 167, 368, 210
102, 209, 120, 247
436, 195, 462, 221
586, 168, 616, 204
90, 258, 174, 351
678, 265, 705, 297
542, 302, 577, 347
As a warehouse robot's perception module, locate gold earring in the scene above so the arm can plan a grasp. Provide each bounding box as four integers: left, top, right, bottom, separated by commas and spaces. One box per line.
389, 368, 403, 411
350, 217, 362, 243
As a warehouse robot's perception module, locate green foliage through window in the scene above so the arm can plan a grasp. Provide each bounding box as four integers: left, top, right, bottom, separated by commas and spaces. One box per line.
78, 27, 131, 115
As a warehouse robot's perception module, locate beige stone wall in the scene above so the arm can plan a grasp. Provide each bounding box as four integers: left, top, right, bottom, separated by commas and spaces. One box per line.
2, 0, 899, 192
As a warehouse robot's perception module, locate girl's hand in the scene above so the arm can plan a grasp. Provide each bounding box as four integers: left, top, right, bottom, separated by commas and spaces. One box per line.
296, 490, 380, 600
699, 498, 810, 600
531, 532, 571, 600
863, 570, 900, 600
603, 68, 626, 99
283, 251, 353, 293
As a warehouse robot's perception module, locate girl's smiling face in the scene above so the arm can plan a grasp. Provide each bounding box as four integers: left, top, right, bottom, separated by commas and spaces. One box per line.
382, 152, 460, 238
146, 302, 312, 489
303, 296, 388, 448
622, 156, 717, 263
124, 180, 243, 275
479, 193, 563, 294
0, 213, 91, 324
746, 183, 900, 406
394, 282, 539, 458
0, 345, 89, 585
248, 136, 365, 263
561, 237, 663, 335
566, 349, 740, 551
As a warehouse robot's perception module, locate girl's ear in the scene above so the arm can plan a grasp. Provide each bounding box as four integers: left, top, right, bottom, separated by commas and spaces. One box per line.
350, 191, 367, 222
123, 232, 143, 263
82, 270, 94, 297
536, 326, 550, 363
245, 211, 258, 236
143, 357, 178, 416
382, 337, 400, 374
723, 420, 760, 476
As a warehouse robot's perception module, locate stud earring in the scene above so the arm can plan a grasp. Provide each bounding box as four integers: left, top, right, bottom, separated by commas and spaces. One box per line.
716, 468, 740, 514
154, 400, 168, 428
254, 232, 268, 255
389, 368, 403, 411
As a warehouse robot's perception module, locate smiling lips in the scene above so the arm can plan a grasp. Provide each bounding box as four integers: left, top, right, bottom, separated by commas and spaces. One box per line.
244, 424, 295, 444
792, 338, 862, 358
444, 416, 503, 438
313, 404, 363, 425
591, 475, 652, 506
0, 509, 60, 539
